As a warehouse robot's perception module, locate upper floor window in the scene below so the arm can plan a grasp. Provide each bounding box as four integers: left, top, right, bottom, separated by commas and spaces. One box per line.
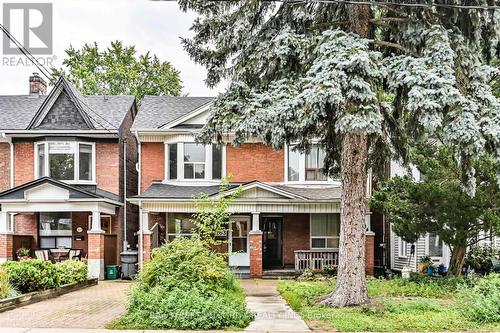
287, 144, 329, 182
166, 142, 224, 181
35, 141, 95, 183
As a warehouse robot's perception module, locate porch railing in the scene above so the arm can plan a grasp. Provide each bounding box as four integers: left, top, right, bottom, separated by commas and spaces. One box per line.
294, 249, 339, 272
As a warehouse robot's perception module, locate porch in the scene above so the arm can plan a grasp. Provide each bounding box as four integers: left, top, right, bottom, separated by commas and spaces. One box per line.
0, 178, 122, 279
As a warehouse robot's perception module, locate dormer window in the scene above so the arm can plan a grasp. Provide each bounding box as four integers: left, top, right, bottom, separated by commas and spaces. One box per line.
35, 141, 96, 183
287, 144, 329, 182
165, 142, 224, 181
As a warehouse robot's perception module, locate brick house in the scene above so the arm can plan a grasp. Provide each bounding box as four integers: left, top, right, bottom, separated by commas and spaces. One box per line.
129, 96, 379, 278
0, 74, 138, 279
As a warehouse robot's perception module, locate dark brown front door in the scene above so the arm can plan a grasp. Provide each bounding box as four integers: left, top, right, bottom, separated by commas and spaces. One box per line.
261, 216, 282, 268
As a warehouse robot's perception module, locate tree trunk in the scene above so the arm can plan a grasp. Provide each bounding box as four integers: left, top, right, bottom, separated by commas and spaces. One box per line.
321, 133, 369, 307
320, 4, 372, 308
448, 244, 467, 276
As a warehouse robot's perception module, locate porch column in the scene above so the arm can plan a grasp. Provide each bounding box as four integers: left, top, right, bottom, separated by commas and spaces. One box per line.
365, 213, 375, 275
88, 210, 105, 280
0, 212, 13, 263
138, 210, 152, 269
249, 212, 262, 278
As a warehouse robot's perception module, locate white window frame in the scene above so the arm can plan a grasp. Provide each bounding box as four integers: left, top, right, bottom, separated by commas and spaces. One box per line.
285, 143, 336, 184
164, 142, 226, 182
309, 213, 340, 249
87, 215, 112, 233
34, 141, 96, 184
398, 237, 408, 258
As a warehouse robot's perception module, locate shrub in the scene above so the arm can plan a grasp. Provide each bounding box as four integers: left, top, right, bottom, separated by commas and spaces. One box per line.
0, 266, 17, 299
464, 246, 500, 274
457, 273, 500, 323
113, 238, 253, 330
56, 260, 88, 285
2, 259, 60, 293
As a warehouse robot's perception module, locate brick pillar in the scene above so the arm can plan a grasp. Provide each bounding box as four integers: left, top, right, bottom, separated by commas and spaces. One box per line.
249, 231, 263, 278
139, 232, 152, 264
365, 232, 375, 276
87, 231, 105, 280
0, 234, 13, 263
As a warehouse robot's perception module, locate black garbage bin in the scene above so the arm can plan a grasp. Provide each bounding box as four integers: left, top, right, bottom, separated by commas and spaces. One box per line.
120, 250, 138, 279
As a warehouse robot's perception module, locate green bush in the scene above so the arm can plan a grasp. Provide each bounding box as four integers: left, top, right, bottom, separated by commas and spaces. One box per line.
457, 273, 500, 323
2, 259, 60, 293
464, 246, 500, 274
56, 260, 88, 285
112, 238, 253, 330
0, 266, 17, 299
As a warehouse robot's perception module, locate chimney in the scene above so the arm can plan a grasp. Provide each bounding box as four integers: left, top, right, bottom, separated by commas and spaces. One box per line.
29, 72, 47, 96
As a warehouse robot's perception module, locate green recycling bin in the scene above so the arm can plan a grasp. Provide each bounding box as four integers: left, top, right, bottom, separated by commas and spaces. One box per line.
106, 265, 118, 280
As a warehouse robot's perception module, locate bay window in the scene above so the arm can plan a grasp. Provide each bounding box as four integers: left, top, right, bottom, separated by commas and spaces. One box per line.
35, 141, 95, 183
166, 142, 224, 181
311, 213, 340, 249
184, 143, 205, 179
39, 212, 72, 249
287, 144, 329, 182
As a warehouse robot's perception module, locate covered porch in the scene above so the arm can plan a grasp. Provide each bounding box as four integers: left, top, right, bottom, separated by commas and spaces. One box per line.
0, 177, 122, 279
130, 181, 375, 278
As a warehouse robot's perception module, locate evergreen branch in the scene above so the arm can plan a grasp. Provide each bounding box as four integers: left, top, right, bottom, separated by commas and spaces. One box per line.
368, 39, 410, 54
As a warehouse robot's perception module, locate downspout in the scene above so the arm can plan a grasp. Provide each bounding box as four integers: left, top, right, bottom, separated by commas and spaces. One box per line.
135, 131, 141, 195
139, 200, 144, 269
1, 133, 14, 188
123, 137, 128, 251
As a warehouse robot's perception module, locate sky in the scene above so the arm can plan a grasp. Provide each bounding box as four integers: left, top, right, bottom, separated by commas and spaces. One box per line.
0, 0, 224, 96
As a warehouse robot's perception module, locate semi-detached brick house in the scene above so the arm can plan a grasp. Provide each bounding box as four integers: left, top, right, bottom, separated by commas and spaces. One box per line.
129, 96, 379, 277
0, 74, 138, 279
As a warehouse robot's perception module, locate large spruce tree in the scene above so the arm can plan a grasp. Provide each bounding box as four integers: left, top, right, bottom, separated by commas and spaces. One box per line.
178, 0, 500, 307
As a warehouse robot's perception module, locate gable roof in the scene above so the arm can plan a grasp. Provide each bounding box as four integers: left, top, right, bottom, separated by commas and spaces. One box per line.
0, 177, 121, 204
131, 181, 341, 201
0, 77, 135, 131
132, 96, 213, 131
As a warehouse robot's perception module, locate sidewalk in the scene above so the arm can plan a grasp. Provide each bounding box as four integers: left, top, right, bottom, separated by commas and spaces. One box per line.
240, 279, 311, 332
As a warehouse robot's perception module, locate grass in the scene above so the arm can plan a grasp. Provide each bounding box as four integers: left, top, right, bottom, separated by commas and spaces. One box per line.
277, 277, 500, 332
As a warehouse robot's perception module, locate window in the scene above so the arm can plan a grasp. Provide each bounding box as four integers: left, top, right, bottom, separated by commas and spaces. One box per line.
212, 144, 223, 179
36, 141, 95, 182
428, 233, 443, 257
184, 143, 205, 179
167, 213, 196, 241
39, 212, 72, 249
398, 237, 408, 257
168, 144, 177, 180
287, 144, 329, 182
305, 145, 327, 181
311, 214, 340, 249
288, 148, 300, 181
231, 220, 248, 253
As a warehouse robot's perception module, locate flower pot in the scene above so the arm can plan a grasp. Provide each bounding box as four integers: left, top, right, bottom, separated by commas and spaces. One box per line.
426, 267, 435, 276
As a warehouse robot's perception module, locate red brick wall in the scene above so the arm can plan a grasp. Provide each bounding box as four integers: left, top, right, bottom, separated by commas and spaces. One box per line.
0, 143, 10, 191
283, 213, 310, 265
0, 234, 13, 260
249, 232, 263, 278
14, 214, 38, 247
365, 234, 375, 276
14, 142, 34, 186
96, 143, 120, 195
141, 142, 164, 193
226, 143, 284, 182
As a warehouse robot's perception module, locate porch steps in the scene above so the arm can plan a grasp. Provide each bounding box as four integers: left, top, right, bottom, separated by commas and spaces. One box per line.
263, 269, 298, 279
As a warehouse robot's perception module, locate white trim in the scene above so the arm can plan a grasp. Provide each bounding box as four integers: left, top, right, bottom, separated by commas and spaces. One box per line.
397, 236, 408, 258
219, 182, 307, 200
1, 201, 117, 215
159, 102, 213, 129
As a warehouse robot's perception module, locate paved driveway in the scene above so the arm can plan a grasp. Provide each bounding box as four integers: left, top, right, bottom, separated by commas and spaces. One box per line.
0, 280, 131, 329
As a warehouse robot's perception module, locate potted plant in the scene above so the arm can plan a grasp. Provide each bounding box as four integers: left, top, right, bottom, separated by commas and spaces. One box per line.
418, 256, 432, 273
424, 261, 435, 276
438, 264, 447, 276
16, 247, 31, 261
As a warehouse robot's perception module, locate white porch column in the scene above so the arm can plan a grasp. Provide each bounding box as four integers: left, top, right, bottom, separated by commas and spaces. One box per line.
251, 212, 260, 231
0, 212, 12, 234
0, 212, 13, 263
138, 209, 151, 269
88, 210, 105, 280
365, 213, 372, 233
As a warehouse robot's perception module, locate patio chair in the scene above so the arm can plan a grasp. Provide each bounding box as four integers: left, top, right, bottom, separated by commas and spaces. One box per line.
34, 250, 50, 261
68, 249, 82, 261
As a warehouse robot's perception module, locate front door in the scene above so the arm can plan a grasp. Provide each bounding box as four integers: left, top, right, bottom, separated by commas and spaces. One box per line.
261, 216, 283, 268
228, 216, 250, 267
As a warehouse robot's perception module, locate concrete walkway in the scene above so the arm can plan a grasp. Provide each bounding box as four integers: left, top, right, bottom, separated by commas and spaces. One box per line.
0, 281, 131, 329
240, 279, 311, 332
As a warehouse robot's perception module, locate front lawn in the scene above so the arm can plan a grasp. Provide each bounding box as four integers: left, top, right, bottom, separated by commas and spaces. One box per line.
277, 275, 500, 332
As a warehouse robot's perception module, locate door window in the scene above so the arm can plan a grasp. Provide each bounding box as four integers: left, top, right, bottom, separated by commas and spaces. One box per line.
230, 220, 248, 253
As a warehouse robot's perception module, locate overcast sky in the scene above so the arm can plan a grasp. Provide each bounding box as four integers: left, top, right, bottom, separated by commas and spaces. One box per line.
0, 0, 223, 96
